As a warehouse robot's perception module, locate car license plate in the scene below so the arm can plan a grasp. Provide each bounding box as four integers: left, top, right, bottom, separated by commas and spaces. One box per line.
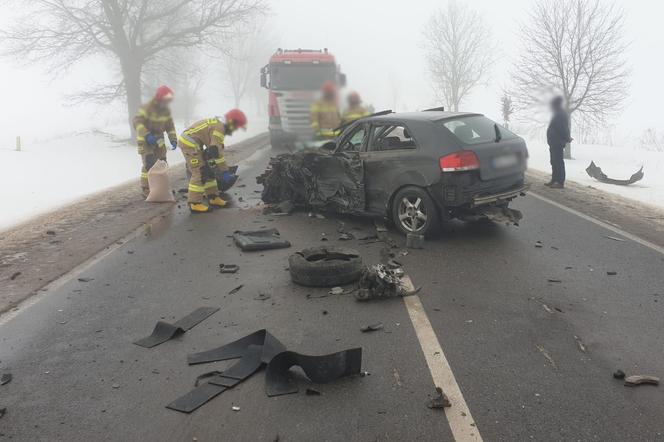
492, 154, 519, 169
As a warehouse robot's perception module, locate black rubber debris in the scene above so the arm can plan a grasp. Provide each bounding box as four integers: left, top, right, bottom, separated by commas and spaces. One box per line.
427, 387, 451, 409
194, 371, 223, 387
77, 277, 93, 282
265, 348, 362, 397
607, 271, 617, 276
228, 285, 244, 295
219, 264, 240, 274
0, 373, 12, 386
233, 228, 291, 251
360, 323, 384, 333
305, 388, 321, 396
187, 329, 286, 365
0, 407, 5, 419
613, 369, 626, 380
166, 382, 227, 413
9, 272, 21, 281
134, 307, 219, 348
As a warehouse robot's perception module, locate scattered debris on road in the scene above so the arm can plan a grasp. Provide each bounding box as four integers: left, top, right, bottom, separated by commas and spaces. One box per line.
219, 264, 240, 274
360, 322, 384, 333
254, 292, 271, 301
535, 241, 544, 248
573, 335, 587, 353
263, 200, 295, 215
77, 277, 93, 283
231, 406, 241, 412
328, 287, 345, 295
133, 307, 219, 348
624, 375, 660, 387
305, 388, 321, 396
10, 272, 21, 281
613, 369, 626, 380
603, 235, 626, 242
0, 373, 12, 386
0, 407, 5, 419
586, 161, 644, 186
479, 206, 523, 226
547, 279, 562, 283
233, 228, 291, 251
289, 247, 363, 287
607, 271, 617, 276
427, 387, 451, 409
406, 233, 425, 249
168, 330, 363, 413
355, 264, 409, 301
228, 285, 244, 295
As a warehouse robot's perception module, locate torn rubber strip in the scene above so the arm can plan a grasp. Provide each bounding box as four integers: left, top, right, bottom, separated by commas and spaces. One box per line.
265, 348, 362, 397
167, 345, 264, 413
134, 307, 219, 348
187, 329, 286, 365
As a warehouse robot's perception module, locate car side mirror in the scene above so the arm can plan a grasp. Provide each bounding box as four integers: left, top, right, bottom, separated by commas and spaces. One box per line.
260, 72, 268, 89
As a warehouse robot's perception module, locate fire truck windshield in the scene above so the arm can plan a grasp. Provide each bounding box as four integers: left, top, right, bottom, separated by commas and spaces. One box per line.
270, 63, 336, 91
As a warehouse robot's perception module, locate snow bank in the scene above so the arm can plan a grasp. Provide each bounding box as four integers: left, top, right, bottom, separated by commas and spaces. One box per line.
527, 139, 664, 210
0, 117, 267, 231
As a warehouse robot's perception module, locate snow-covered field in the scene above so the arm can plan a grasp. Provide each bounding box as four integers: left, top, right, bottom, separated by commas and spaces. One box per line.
527, 139, 664, 209
0, 118, 267, 232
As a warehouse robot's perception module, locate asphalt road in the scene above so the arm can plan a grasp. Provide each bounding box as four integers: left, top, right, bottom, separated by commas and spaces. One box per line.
1, 143, 663, 442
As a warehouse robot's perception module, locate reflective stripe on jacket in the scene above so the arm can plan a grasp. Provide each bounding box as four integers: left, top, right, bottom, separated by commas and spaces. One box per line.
133, 99, 176, 144
310, 99, 341, 133
342, 105, 370, 124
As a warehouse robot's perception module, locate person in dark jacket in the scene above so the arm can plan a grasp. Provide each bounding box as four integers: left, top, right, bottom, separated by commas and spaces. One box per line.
546, 96, 572, 188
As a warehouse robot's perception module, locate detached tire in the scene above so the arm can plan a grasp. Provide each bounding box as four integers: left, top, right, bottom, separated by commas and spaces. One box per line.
391, 186, 439, 237
289, 247, 363, 287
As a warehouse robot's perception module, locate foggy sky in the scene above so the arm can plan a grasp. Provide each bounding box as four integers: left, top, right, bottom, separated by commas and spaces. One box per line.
1, 0, 662, 144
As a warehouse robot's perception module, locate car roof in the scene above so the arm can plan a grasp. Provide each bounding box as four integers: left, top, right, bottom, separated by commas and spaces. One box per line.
368, 111, 483, 123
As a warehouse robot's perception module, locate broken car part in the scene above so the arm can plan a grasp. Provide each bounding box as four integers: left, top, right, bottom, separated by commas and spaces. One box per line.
233, 228, 291, 251
613, 370, 626, 380
586, 161, 644, 186
360, 323, 384, 333
427, 387, 451, 409
258, 151, 365, 215
265, 348, 363, 397
354, 264, 409, 301
133, 307, 219, 348
624, 375, 660, 387
187, 329, 286, 365
289, 247, 363, 287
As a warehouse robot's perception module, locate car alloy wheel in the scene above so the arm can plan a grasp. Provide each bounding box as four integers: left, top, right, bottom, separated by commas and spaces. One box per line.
398, 196, 428, 233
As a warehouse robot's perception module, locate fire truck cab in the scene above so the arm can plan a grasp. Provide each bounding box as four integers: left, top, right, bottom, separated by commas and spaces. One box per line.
260, 48, 346, 148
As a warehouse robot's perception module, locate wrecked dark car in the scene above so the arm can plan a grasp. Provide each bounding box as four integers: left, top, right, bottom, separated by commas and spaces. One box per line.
259, 111, 529, 235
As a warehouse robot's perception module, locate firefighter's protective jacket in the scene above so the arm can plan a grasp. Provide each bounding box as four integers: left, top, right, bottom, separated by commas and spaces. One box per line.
178, 118, 227, 168
342, 105, 370, 124
133, 99, 177, 146
310, 99, 341, 138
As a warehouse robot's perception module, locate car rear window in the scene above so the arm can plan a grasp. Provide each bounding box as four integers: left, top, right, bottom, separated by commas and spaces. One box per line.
440, 116, 518, 145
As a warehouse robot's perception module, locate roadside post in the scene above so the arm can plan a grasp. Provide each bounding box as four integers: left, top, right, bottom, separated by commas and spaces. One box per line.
16, 136, 21, 152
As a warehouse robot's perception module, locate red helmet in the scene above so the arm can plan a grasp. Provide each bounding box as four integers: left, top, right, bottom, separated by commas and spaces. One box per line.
348, 91, 361, 105
322, 81, 337, 95
225, 109, 247, 130
154, 85, 174, 102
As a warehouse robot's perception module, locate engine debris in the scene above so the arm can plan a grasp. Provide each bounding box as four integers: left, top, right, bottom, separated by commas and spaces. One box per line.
586, 161, 644, 186
354, 264, 409, 301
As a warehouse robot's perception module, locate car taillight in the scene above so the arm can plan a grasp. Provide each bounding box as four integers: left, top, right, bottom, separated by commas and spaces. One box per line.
439, 151, 480, 172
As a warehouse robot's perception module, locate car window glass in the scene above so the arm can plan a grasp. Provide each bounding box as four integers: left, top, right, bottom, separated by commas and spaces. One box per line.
339, 125, 367, 152
369, 124, 417, 151
441, 116, 518, 145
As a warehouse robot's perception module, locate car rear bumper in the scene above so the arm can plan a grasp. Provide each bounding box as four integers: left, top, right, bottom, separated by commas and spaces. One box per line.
432, 171, 527, 212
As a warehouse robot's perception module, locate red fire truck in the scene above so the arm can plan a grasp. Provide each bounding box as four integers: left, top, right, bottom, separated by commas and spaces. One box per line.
260, 48, 346, 148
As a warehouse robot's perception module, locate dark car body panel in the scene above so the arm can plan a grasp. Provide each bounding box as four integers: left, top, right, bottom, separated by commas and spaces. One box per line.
333, 111, 528, 219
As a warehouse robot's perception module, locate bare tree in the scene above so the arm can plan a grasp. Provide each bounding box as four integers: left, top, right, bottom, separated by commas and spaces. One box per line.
422, 1, 496, 112
221, 19, 273, 108
1, 0, 267, 136
511, 0, 630, 158
501, 94, 514, 129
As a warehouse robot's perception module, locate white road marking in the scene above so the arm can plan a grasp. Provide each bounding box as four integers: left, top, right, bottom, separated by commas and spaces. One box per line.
402, 276, 483, 442
529, 192, 664, 256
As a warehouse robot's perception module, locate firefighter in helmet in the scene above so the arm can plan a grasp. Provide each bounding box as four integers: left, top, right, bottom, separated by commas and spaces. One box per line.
342, 91, 370, 124
178, 109, 247, 213
133, 85, 178, 197
310, 81, 341, 139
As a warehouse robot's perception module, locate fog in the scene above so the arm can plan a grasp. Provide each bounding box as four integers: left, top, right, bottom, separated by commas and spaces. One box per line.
1, 0, 663, 147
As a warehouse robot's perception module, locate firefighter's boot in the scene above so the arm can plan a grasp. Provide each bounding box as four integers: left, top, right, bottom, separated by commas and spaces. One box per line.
189, 202, 212, 213
208, 196, 227, 208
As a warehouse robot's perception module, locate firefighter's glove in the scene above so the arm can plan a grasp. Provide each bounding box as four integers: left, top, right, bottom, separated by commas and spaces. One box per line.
145, 133, 158, 146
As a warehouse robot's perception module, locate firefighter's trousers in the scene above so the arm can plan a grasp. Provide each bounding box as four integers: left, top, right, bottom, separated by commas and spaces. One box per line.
139, 138, 167, 193
178, 141, 219, 204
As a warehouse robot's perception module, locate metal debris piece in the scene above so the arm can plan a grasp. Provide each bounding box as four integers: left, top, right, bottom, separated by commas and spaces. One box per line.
574, 335, 587, 353
0, 373, 11, 386
360, 323, 384, 333
624, 375, 660, 387
586, 161, 644, 186
613, 370, 626, 380
427, 387, 451, 409
228, 285, 244, 295
265, 348, 363, 397
338, 233, 353, 241
233, 228, 291, 251
535, 241, 543, 248
219, 264, 239, 274
254, 293, 271, 301
329, 287, 344, 296
232, 406, 241, 411
133, 307, 219, 348
354, 265, 410, 301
